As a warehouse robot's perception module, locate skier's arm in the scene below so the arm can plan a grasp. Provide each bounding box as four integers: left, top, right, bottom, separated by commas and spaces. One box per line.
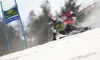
57, 16, 68, 21
66, 13, 76, 18
57, 13, 76, 21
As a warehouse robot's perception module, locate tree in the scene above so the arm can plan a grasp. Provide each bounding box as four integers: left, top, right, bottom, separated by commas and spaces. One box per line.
28, 0, 52, 45
0, 18, 24, 55
37, 0, 52, 44
26, 10, 38, 46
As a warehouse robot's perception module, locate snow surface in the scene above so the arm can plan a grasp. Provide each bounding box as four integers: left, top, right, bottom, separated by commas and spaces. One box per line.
0, 27, 100, 60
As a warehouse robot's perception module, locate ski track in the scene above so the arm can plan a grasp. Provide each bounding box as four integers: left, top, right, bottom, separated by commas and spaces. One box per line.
0, 27, 100, 60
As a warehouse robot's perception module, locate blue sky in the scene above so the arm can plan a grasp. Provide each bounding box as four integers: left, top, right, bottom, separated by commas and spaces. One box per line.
0, 0, 96, 23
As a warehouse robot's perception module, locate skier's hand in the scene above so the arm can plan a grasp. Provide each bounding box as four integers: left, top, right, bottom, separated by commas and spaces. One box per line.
71, 13, 76, 17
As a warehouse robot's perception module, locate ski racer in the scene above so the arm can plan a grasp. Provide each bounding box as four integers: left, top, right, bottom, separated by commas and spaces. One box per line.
47, 13, 87, 40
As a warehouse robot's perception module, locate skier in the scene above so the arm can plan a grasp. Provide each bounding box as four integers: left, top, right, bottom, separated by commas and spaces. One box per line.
47, 13, 88, 40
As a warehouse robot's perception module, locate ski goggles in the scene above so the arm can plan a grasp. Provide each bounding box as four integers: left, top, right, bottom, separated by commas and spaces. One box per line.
48, 21, 53, 25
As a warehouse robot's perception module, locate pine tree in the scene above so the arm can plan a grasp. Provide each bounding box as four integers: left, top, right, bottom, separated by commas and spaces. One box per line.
26, 10, 36, 38
26, 10, 38, 46
37, 0, 52, 44
28, 0, 52, 45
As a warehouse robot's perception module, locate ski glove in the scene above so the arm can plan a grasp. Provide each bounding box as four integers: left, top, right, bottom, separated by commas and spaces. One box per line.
71, 13, 76, 17
53, 33, 57, 40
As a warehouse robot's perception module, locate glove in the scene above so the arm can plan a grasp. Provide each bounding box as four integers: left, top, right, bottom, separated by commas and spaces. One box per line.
66, 13, 76, 18
53, 33, 57, 40
71, 13, 76, 17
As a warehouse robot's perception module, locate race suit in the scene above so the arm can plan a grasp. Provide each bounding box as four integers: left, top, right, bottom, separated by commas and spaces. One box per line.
51, 16, 68, 33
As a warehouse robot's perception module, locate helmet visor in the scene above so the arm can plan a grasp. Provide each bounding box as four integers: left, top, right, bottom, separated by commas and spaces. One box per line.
48, 21, 53, 25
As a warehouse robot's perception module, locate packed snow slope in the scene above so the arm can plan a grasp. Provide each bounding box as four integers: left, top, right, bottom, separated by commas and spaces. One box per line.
0, 27, 100, 60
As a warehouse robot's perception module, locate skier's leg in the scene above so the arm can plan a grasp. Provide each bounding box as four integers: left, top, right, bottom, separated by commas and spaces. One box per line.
67, 24, 87, 31
73, 26, 89, 33
78, 27, 89, 32
59, 30, 70, 35
66, 24, 78, 31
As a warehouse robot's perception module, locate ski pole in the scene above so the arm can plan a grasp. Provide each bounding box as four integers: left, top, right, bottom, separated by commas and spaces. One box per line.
77, 2, 97, 14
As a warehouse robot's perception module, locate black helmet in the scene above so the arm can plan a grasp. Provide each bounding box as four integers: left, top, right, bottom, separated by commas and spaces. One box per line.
71, 13, 76, 17
47, 18, 54, 23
